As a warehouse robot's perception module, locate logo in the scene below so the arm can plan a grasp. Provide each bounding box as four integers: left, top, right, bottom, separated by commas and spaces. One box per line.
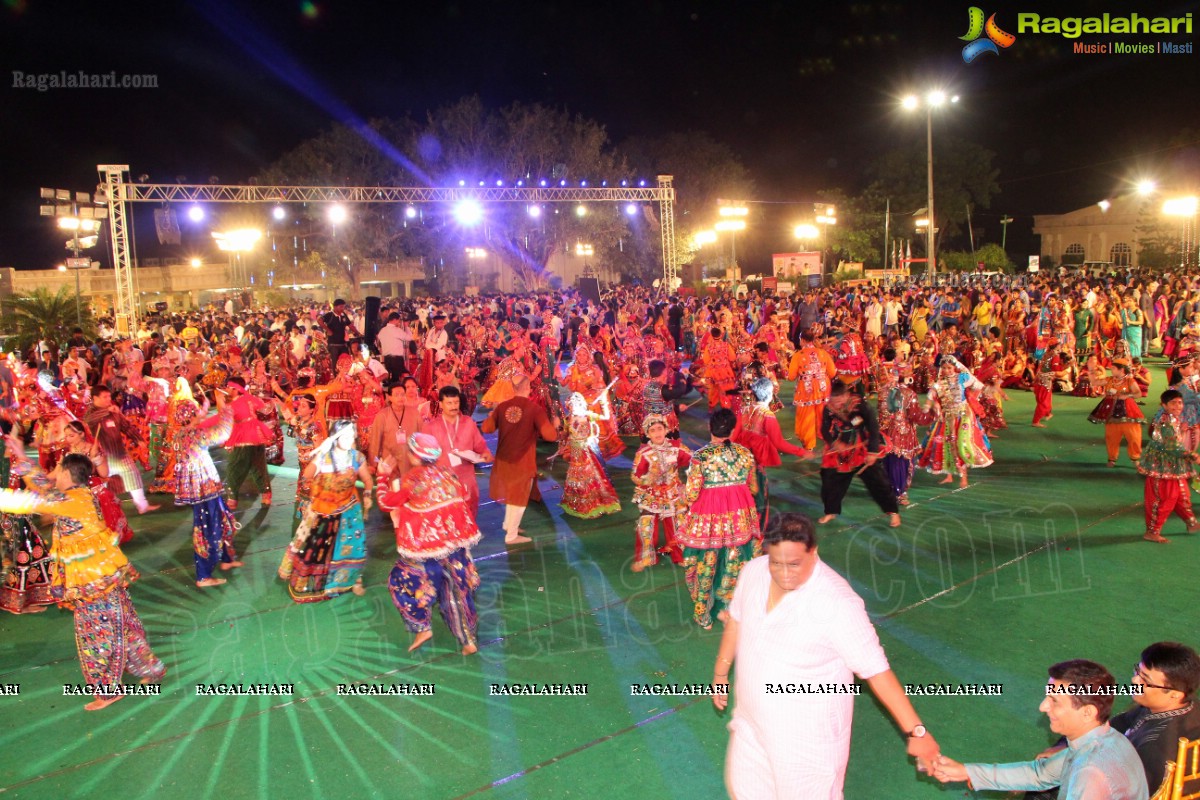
960, 7, 1016, 62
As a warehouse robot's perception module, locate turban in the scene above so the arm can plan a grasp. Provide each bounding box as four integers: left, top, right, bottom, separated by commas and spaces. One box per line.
408, 432, 441, 464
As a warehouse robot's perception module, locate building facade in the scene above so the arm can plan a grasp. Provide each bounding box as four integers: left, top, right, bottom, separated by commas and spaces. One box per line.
1033, 196, 1142, 268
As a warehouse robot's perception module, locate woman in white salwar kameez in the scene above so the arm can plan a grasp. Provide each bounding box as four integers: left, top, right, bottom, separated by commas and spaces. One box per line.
712, 512, 940, 799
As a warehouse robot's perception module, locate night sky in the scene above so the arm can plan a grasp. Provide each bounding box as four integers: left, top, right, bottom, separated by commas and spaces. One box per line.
2, 0, 1198, 271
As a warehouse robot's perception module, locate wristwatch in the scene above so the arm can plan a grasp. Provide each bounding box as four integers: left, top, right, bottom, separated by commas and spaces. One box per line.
907, 724, 927, 739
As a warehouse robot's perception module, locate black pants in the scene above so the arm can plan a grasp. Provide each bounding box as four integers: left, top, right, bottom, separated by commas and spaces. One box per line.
383, 354, 406, 382
820, 463, 898, 515
328, 343, 350, 363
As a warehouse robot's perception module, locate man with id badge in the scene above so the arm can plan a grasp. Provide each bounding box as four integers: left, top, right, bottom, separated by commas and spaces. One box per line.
421, 386, 492, 520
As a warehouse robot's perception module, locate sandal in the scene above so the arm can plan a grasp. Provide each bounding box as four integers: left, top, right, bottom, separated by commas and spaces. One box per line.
1143, 532, 1171, 544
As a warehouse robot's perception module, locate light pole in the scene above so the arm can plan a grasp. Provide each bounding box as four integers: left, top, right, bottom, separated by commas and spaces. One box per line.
40, 188, 107, 322
212, 228, 262, 298
815, 206, 836, 280
793, 223, 818, 285
1000, 215, 1014, 252
902, 91, 959, 274
717, 201, 748, 279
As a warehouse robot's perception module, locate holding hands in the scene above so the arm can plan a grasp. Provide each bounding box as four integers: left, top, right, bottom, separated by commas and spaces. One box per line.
927, 753, 967, 783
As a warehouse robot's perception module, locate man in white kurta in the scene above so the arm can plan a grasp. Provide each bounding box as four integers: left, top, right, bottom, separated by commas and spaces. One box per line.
725, 555, 891, 798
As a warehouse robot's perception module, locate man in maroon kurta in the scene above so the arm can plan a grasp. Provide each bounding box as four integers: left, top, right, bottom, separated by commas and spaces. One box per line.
481, 375, 557, 544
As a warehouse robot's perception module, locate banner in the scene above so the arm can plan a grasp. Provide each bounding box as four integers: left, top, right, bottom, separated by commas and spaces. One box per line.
772, 252, 821, 279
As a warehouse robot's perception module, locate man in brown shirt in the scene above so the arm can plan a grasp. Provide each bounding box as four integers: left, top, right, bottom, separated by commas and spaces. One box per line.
368, 381, 423, 480
482, 375, 557, 544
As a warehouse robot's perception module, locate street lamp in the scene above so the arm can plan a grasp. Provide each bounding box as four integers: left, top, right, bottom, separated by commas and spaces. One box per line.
40, 187, 107, 323
714, 218, 747, 279
794, 224, 819, 241
716, 201, 749, 278
212, 228, 262, 293
902, 90, 959, 274
814, 206, 837, 279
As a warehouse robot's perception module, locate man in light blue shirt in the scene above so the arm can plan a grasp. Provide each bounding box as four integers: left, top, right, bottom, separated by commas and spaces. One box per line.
931, 659, 1148, 800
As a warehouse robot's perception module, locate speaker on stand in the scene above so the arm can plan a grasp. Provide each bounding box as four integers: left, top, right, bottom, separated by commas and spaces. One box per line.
363, 295, 382, 354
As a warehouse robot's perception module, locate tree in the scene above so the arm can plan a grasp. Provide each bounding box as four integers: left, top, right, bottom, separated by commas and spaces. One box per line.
938, 244, 1014, 273
411, 98, 628, 289
261, 98, 640, 291
0, 286, 96, 354
865, 136, 1001, 245
1135, 197, 1186, 270
622, 131, 755, 282
812, 188, 886, 270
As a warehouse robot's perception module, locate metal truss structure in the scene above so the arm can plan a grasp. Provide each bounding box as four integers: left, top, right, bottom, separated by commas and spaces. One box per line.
97, 165, 679, 327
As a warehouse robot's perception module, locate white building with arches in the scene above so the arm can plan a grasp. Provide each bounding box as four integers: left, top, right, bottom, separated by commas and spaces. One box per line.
1033, 195, 1141, 268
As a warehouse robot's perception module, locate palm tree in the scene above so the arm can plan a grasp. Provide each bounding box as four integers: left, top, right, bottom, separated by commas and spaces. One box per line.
0, 286, 97, 357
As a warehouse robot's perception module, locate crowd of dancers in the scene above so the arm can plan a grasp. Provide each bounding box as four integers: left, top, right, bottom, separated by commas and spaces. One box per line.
0, 269, 1196, 794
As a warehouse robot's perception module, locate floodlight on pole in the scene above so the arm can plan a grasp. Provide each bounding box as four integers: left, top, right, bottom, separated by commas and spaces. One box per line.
187, 205, 205, 222
1136, 180, 1158, 196
527, 204, 542, 219
901, 89, 958, 273
42, 187, 105, 323
272, 206, 287, 221
693, 230, 717, 246
575, 204, 587, 217
714, 219, 747, 232
327, 204, 348, 224
794, 224, 819, 240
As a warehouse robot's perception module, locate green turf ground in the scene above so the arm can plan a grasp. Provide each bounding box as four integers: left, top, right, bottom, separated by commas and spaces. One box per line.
1, 362, 1193, 799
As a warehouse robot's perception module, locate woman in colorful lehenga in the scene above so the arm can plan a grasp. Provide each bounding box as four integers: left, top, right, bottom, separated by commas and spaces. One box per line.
170, 383, 240, 589
247, 360, 285, 466
563, 345, 624, 459
560, 392, 621, 520
613, 363, 646, 437
731, 378, 809, 528
281, 420, 373, 602
381, 433, 482, 655
916, 355, 994, 489
62, 420, 134, 546
278, 393, 325, 535
480, 340, 531, 409
144, 373, 173, 492
0, 415, 53, 614
677, 408, 760, 630
0, 448, 165, 710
